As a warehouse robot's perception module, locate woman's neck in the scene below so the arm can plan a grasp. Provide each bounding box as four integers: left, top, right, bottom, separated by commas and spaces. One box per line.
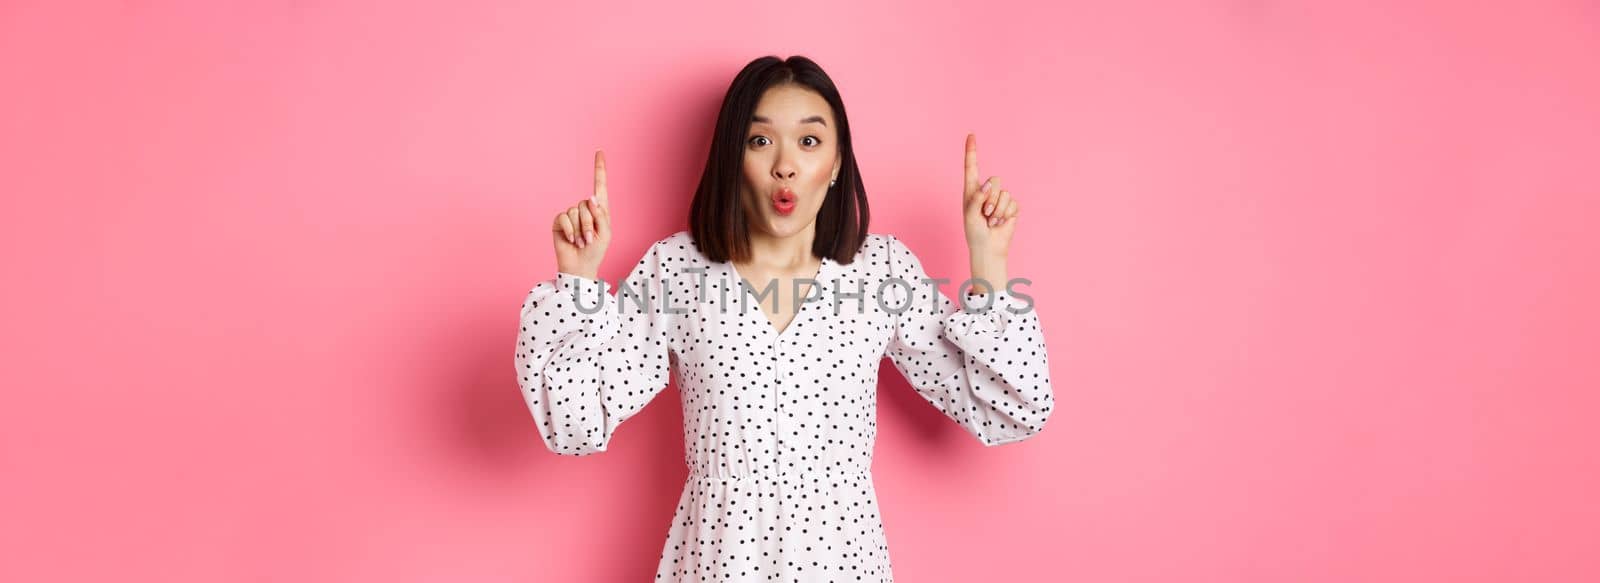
744, 224, 818, 271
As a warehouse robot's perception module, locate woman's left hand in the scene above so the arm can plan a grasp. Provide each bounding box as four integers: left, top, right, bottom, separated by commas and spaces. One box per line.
962, 133, 1017, 288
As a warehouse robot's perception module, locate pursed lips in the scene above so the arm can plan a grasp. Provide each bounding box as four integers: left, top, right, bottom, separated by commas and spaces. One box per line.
771, 186, 797, 214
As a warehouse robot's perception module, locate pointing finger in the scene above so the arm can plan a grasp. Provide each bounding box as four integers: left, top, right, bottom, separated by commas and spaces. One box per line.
593, 150, 609, 211
964, 133, 980, 196
589, 198, 610, 238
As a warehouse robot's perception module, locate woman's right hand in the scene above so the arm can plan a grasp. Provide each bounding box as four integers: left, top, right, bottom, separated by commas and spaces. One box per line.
551, 150, 613, 280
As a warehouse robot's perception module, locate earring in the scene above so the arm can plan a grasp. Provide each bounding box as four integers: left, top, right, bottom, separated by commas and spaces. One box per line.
829, 178, 837, 187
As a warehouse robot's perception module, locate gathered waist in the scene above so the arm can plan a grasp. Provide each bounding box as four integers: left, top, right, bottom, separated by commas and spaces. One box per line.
686, 467, 872, 482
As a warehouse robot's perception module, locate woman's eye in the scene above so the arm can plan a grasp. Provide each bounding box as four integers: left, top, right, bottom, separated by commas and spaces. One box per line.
748, 136, 770, 147
802, 136, 820, 147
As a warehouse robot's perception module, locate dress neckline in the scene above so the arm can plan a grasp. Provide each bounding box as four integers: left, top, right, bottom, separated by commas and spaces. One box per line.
723, 255, 833, 342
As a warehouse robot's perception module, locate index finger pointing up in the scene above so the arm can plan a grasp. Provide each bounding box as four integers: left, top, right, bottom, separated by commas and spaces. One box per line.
593, 149, 609, 210
964, 133, 980, 195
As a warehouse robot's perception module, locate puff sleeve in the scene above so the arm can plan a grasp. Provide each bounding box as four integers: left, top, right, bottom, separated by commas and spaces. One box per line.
882, 234, 1055, 446
514, 241, 677, 456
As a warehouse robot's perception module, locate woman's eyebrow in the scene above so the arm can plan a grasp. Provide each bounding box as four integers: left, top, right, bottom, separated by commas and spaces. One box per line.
750, 115, 828, 127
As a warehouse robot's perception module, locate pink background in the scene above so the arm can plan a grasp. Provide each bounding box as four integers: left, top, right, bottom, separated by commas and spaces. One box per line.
3, 1, 1598, 581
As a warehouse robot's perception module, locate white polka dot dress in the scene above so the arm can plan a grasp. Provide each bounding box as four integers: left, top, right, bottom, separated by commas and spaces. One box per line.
515, 231, 1054, 581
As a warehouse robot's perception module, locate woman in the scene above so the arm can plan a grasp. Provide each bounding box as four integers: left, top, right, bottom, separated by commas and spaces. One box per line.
516, 55, 1053, 582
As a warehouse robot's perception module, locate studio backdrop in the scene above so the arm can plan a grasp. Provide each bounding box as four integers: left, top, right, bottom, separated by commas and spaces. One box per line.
3, 1, 1597, 581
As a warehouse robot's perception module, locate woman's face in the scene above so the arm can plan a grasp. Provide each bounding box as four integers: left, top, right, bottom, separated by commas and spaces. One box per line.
741, 84, 842, 240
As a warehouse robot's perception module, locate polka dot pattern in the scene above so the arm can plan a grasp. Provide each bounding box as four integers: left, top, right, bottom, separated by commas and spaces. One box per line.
515, 231, 1054, 581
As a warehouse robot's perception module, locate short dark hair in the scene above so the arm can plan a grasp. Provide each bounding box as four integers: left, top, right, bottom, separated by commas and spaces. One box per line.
689, 55, 870, 265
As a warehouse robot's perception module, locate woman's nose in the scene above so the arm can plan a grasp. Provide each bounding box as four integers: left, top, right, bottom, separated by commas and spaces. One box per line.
771, 167, 796, 180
